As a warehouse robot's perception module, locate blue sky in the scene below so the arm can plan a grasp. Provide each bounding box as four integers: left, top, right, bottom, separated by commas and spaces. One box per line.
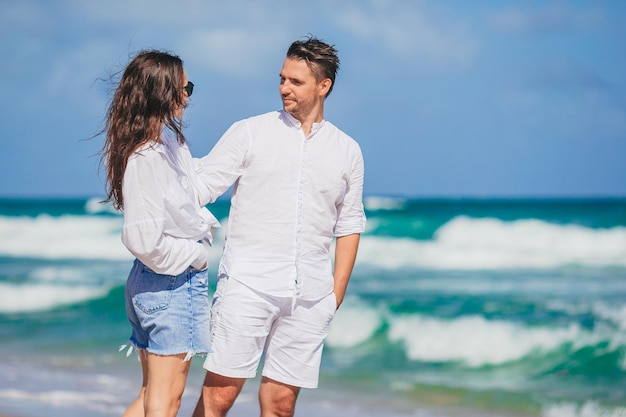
1, 0, 625, 198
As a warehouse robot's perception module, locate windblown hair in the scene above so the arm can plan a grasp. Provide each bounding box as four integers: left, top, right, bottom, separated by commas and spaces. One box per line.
287, 35, 340, 97
100, 50, 187, 210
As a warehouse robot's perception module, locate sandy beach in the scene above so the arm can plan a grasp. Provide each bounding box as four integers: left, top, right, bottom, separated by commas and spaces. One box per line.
0, 367, 544, 417
0, 367, 541, 417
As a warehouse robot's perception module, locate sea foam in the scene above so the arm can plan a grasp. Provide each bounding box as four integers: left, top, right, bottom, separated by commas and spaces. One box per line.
0, 282, 110, 313
84, 197, 119, 215
387, 314, 584, 366
0, 214, 224, 262
0, 215, 129, 260
363, 196, 407, 211
326, 297, 626, 369
2, 214, 625, 269
542, 401, 626, 417
327, 299, 383, 348
358, 216, 626, 270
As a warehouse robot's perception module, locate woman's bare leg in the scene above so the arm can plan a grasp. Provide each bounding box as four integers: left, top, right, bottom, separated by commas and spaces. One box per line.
122, 349, 149, 417
144, 352, 191, 417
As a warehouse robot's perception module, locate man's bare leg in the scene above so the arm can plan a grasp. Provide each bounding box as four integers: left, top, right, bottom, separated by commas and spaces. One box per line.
259, 376, 300, 417
192, 372, 246, 417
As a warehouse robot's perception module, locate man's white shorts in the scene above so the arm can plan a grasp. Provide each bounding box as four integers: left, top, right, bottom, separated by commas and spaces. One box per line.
203, 277, 337, 388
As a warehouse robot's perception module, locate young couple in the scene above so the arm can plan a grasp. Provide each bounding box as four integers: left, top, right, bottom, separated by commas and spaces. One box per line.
101, 36, 366, 417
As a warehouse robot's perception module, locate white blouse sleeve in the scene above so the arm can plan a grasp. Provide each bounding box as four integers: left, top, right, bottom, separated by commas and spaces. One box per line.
121, 150, 207, 275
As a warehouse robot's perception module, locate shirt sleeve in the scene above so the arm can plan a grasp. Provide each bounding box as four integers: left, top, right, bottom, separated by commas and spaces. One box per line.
334, 143, 367, 237
121, 150, 207, 275
196, 121, 250, 206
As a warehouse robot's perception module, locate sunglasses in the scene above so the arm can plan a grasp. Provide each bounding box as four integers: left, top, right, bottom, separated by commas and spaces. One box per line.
184, 81, 194, 97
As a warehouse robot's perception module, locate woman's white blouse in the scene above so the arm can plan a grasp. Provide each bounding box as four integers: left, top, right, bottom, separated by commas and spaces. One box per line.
121, 131, 220, 275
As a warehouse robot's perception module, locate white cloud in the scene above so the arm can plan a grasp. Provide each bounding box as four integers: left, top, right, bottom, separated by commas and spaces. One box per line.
331, 1, 478, 72
58, 0, 305, 79
486, 4, 605, 35
181, 28, 288, 78
67, 0, 281, 28
67, 0, 208, 24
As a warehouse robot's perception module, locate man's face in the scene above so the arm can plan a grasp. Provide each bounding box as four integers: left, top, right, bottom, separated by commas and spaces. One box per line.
279, 58, 324, 119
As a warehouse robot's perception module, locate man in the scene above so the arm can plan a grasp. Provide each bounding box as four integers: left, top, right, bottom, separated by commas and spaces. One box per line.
194, 36, 366, 417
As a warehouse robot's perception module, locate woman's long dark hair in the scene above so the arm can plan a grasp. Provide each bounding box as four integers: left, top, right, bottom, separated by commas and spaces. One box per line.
100, 50, 187, 210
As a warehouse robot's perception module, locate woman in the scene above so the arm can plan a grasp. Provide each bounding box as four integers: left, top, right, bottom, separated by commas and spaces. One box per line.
100, 50, 219, 417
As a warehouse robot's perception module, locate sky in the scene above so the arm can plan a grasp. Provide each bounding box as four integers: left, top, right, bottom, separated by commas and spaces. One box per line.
1, 0, 625, 198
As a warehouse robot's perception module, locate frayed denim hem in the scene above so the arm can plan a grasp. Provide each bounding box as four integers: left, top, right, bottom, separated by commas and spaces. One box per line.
119, 342, 140, 361
118, 342, 207, 362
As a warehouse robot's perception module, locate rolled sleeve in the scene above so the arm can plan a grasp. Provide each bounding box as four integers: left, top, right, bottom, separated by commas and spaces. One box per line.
334, 147, 366, 237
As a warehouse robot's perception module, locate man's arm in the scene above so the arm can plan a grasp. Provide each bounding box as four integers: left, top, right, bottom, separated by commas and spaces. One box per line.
195, 121, 249, 205
333, 233, 361, 309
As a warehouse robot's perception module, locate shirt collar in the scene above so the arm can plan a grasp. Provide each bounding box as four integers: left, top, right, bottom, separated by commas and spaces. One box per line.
280, 110, 326, 137
149, 129, 182, 168
160, 129, 178, 150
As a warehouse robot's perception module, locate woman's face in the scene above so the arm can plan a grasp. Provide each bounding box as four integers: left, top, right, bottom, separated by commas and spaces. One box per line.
176, 69, 189, 119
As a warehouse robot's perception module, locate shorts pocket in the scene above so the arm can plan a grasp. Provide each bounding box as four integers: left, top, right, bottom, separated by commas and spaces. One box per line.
133, 268, 177, 315
209, 276, 230, 335
324, 292, 338, 321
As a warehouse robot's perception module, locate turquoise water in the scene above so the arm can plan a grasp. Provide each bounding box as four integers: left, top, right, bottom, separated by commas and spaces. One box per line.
0, 197, 625, 417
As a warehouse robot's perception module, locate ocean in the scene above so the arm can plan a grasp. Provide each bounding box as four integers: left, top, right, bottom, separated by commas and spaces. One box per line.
0, 196, 625, 417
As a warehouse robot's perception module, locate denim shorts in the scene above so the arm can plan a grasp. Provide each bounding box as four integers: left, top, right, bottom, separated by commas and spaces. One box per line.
124, 259, 211, 357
